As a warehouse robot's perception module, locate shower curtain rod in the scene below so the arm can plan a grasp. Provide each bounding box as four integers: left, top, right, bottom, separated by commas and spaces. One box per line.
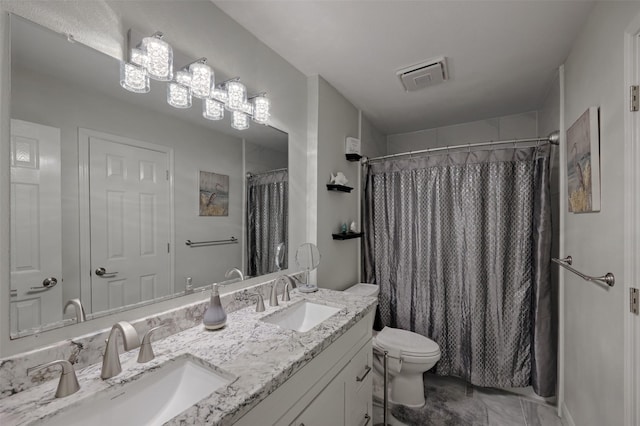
363, 130, 560, 164
246, 167, 288, 178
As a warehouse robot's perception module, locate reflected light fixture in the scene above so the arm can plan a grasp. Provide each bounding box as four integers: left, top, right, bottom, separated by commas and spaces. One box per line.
203, 99, 224, 121
167, 82, 191, 108
231, 110, 250, 130
120, 30, 270, 130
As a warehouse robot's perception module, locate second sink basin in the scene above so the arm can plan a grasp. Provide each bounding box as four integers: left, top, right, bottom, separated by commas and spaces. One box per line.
263, 301, 341, 332
44, 355, 233, 426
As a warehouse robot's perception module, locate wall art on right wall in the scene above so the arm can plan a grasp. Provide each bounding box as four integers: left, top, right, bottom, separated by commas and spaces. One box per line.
566, 106, 601, 213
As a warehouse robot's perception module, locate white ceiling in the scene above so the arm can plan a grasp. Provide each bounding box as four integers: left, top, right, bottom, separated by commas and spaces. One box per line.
214, 0, 595, 135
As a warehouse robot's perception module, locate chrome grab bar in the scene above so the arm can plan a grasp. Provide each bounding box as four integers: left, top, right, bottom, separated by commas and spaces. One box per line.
552, 256, 615, 287
185, 237, 238, 247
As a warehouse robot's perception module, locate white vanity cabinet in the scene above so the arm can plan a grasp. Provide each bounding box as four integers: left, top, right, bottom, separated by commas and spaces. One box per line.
291, 340, 373, 426
234, 310, 374, 426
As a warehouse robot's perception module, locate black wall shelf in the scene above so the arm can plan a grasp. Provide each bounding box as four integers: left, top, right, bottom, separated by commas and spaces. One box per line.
326, 184, 353, 193
332, 232, 364, 240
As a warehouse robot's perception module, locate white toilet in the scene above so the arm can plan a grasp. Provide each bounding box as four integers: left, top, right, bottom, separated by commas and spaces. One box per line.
344, 283, 441, 409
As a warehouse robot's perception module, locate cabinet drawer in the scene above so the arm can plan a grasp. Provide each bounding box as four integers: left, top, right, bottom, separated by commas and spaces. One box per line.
347, 341, 373, 393
345, 341, 373, 426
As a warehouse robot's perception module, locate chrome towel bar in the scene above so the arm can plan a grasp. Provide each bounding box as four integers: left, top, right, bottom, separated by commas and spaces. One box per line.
552, 256, 615, 287
185, 237, 238, 248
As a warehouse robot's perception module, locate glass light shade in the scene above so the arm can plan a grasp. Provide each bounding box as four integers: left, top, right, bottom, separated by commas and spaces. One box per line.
167, 82, 192, 108
120, 62, 150, 93
176, 69, 192, 87
130, 48, 148, 68
231, 110, 250, 130
211, 88, 228, 103
189, 62, 214, 99
240, 101, 253, 115
226, 81, 246, 111
141, 35, 173, 81
203, 99, 224, 120
252, 96, 270, 124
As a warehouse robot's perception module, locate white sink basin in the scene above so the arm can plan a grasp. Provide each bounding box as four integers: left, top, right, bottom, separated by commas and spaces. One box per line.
45, 356, 233, 426
263, 301, 341, 332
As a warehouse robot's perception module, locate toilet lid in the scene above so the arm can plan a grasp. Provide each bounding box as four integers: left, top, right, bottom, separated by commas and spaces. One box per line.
375, 327, 440, 356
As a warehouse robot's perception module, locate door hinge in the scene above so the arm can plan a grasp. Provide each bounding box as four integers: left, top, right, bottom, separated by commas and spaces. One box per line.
631, 287, 639, 315
166, 170, 169, 180
167, 243, 170, 253
631, 85, 639, 112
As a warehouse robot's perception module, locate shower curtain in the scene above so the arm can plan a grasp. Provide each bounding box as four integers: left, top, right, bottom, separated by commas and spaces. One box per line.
246, 169, 288, 277
362, 144, 555, 397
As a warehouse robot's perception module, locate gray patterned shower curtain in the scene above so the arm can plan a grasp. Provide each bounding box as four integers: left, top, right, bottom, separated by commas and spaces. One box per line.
362, 145, 555, 397
246, 169, 288, 277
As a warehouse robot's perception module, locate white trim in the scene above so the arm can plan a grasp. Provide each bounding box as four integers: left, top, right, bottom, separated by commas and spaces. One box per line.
557, 64, 566, 418
623, 12, 640, 426
561, 401, 576, 426
78, 128, 176, 312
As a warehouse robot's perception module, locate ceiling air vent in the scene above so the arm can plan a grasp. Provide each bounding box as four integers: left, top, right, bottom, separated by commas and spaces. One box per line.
396, 57, 448, 92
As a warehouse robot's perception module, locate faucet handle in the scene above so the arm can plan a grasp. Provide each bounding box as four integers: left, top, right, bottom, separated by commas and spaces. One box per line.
282, 283, 291, 302
27, 360, 80, 398
251, 293, 265, 312
137, 325, 164, 363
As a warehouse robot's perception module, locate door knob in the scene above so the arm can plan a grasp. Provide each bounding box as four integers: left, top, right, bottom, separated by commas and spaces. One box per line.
95, 267, 118, 277
29, 277, 59, 291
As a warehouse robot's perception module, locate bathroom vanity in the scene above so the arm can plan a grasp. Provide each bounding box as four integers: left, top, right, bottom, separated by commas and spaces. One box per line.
0, 286, 376, 425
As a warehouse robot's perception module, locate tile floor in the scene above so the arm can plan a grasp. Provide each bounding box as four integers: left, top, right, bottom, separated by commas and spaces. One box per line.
374, 374, 565, 426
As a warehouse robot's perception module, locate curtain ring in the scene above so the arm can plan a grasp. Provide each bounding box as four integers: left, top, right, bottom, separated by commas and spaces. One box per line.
467, 143, 471, 153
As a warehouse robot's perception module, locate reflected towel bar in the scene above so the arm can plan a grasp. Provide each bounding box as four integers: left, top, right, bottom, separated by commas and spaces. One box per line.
185, 237, 238, 248
552, 256, 615, 287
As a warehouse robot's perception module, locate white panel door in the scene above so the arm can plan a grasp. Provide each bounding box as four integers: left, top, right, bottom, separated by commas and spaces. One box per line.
89, 135, 171, 313
9, 119, 62, 334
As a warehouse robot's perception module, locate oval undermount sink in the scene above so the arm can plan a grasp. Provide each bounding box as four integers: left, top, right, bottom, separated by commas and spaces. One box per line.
43, 356, 234, 426
262, 301, 341, 332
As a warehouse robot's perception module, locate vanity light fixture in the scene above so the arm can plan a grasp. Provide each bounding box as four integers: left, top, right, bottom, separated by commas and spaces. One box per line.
225, 79, 247, 112
139, 32, 173, 81
120, 30, 271, 130
167, 81, 192, 108
203, 98, 225, 120
231, 110, 250, 130
251, 94, 270, 124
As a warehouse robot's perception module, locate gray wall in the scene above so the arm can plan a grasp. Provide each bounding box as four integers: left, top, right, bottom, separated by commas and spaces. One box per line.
309, 76, 360, 290
0, 0, 308, 357
387, 111, 538, 153
360, 114, 387, 159
537, 70, 560, 402
562, 2, 640, 425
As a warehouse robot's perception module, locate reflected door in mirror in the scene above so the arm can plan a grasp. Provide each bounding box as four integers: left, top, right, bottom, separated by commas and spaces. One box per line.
87, 132, 172, 313
10, 119, 63, 333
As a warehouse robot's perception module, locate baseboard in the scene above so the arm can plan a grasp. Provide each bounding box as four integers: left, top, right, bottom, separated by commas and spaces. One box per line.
561, 402, 576, 426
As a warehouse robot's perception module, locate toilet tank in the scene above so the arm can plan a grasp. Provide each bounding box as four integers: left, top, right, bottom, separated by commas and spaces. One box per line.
344, 283, 379, 297
344, 283, 379, 329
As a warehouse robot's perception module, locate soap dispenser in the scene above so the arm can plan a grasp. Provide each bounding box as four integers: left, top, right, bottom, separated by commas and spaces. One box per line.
203, 283, 227, 330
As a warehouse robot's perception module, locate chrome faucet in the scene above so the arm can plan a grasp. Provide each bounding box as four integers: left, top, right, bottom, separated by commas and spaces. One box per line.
225, 267, 244, 281
137, 325, 164, 363
27, 360, 80, 398
64, 298, 86, 323
270, 275, 295, 307
101, 321, 140, 379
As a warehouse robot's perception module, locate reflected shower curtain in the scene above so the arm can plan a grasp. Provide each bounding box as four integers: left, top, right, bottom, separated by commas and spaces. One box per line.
246, 169, 288, 276
363, 145, 555, 397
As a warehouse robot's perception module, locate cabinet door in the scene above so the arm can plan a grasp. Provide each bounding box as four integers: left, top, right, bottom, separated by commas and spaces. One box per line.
345, 342, 373, 426
293, 373, 345, 426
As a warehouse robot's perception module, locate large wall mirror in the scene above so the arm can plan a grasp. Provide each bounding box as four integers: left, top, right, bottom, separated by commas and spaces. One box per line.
8, 15, 289, 338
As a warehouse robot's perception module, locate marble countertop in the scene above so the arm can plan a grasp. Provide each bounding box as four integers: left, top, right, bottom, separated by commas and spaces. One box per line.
0, 289, 377, 426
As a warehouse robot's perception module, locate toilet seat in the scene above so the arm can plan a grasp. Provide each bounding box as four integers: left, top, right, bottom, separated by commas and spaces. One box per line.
373, 327, 440, 358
